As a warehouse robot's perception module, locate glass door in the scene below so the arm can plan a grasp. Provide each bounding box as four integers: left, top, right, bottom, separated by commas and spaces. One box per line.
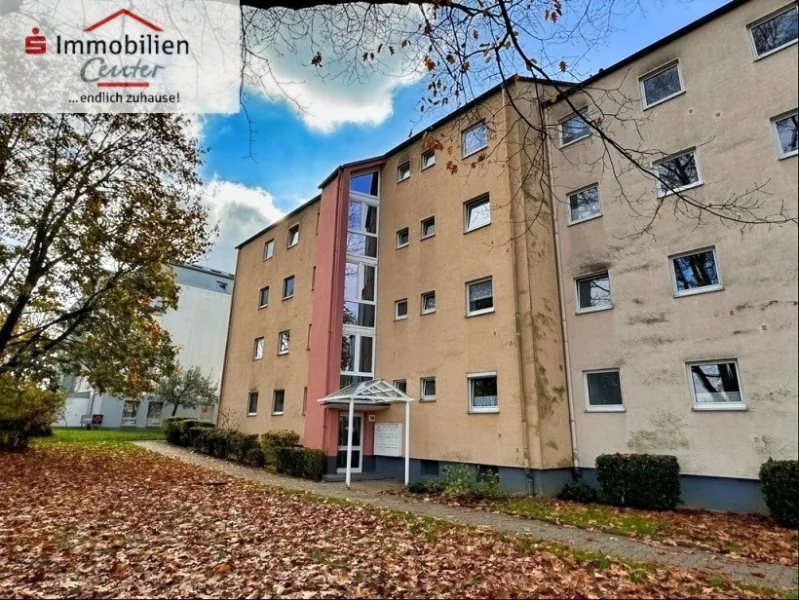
146, 401, 163, 428
336, 413, 363, 473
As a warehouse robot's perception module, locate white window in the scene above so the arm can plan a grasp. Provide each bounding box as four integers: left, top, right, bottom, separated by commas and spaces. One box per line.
464, 195, 491, 232
773, 110, 798, 158
576, 273, 612, 313
396, 227, 409, 248
670, 247, 722, 296
253, 337, 265, 360
350, 171, 379, 196
347, 198, 379, 258
421, 291, 436, 314
395, 298, 408, 320
559, 108, 590, 146
258, 286, 269, 308
343, 262, 376, 328
466, 277, 494, 316
462, 121, 487, 157
749, 5, 798, 59
247, 392, 259, 416
654, 149, 701, 196
421, 149, 436, 169
341, 333, 374, 377
272, 390, 285, 415
393, 379, 407, 393
468, 372, 498, 413
568, 185, 601, 224
420, 377, 436, 401
584, 370, 624, 412
264, 239, 274, 260
421, 216, 436, 239
283, 275, 295, 299
687, 360, 745, 410
278, 330, 290, 355
397, 161, 411, 182
288, 225, 300, 248
640, 62, 684, 108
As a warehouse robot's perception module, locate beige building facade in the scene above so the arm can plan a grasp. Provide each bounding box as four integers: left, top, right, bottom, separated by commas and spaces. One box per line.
219, 0, 798, 510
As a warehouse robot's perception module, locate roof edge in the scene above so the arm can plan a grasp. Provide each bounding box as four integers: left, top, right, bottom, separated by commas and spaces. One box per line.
235, 194, 321, 250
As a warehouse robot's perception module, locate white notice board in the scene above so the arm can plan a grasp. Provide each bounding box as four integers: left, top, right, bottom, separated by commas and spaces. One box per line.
374, 423, 403, 457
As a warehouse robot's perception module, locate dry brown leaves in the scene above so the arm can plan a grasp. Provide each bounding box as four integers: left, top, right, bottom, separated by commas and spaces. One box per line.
0, 445, 782, 598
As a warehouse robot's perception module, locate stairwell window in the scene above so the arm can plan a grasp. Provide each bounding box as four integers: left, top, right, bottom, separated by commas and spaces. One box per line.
288, 225, 300, 248
584, 370, 624, 411
462, 120, 487, 157
468, 372, 498, 413
749, 5, 798, 59
421, 291, 436, 315
464, 195, 491, 232
258, 286, 269, 308
396, 227, 409, 248
421, 216, 436, 239
640, 62, 684, 108
395, 298, 408, 320
278, 330, 290, 355
420, 377, 436, 401
568, 185, 601, 224
253, 337, 265, 360
576, 273, 612, 313
687, 360, 745, 410
283, 275, 295, 299
421, 149, 436, 170
773, 110, 798, 158
670, 248, 722, 296
466, 277, 494, 316
272, 389, 286, 415
559, 108, 591, 146
263, 239, 274, 260
247, 392, 259, 416
397, 161, 411, 182
654, 149, 702, 196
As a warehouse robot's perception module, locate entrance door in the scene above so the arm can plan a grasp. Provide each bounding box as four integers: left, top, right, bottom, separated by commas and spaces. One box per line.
146, 401, 163, 428
336, 413, 363, 473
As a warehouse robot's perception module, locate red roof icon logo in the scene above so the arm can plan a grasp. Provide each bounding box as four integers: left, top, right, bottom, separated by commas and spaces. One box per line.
84, 9, 163, 33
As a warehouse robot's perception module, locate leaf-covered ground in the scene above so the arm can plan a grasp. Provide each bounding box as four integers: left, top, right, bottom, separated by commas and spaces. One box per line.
0, 444, 792, 599
391, 489, 799, 567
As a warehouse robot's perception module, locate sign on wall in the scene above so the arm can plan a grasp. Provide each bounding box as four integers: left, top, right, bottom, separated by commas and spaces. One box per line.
374, 423, 403, 457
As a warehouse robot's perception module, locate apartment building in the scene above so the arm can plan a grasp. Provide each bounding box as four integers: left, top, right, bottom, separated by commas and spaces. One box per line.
219, 0, 798, 511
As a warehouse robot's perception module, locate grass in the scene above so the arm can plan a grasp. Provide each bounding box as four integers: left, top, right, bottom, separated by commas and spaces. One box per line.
35, 427, 165, 444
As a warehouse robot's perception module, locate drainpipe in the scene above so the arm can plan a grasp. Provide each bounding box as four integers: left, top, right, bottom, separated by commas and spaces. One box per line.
501, 87, 534, 492
541, 110, 580, 474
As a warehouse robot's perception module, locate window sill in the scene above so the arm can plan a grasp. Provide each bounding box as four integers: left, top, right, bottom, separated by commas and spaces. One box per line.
397, 175, 410, 184
262, 257, 273, 262
464, 222, 491, 234
753, 39, 798, 62
576, 304, 613, 315
396, 243, 409, 249
258, 305, 268, 310
287, 243, 298, 250
468, 408, 499, 414
559, 133, 591, 149
658, 180, 703, 198
673, 285, 724, 299
463, 144, 488, 159
421, 234, 435, 241
778, 150, 798, 160
466, 307, 495, 318
277, 351, 289, 356
642, 89, 686, 111
421, 310, 436, 316
420, 398, 436, 402
253, 357, 264, 361
585, 406, 625, 413
567, 213, 602, 227
692, 404, 748, 412
246, 413, 257, 417
271, 412, 284, 416
394, 316, 408, 322
282, 295, 294, 301
421, 161, 436, 171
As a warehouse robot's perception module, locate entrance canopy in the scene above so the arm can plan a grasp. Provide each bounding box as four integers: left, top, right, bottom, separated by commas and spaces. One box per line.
318, 379, 413, 487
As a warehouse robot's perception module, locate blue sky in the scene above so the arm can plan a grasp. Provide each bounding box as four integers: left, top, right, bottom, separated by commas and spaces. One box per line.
199, 0, 728, 271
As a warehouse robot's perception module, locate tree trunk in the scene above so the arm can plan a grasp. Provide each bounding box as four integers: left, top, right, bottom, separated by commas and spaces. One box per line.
171, 404, 178, 417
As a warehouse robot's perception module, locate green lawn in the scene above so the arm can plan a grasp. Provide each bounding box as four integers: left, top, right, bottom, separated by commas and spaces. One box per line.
36, 427, 165, 444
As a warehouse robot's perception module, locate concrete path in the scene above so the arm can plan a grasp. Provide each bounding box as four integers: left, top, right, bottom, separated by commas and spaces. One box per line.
134, 441, 798, 591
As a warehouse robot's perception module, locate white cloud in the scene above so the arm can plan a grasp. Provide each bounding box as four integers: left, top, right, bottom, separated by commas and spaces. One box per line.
200, 178, 284, 272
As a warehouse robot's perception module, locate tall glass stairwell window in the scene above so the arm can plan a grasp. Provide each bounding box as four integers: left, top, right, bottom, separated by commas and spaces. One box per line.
341, 170, 380, 388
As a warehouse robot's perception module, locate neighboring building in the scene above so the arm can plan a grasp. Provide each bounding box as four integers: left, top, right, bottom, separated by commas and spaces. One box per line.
219, 0, 798, 511
58, 263, 234, 428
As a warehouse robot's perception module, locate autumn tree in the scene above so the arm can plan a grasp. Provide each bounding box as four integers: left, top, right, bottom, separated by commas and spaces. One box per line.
152, 365, 219, 417
0, 114, 213, 397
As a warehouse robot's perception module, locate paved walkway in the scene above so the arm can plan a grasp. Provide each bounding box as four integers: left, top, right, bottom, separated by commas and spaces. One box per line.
134, 441, 798, 590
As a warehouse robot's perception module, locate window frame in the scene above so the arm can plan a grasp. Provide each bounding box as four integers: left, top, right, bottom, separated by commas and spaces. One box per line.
340, 332, 375, 379
394, 298, 408, 321
639, 61, 685, 109
464, 194, 491, 233
686, 359, 747, 411
575, 272, 613, 314
397, 160, 411, 182
253, 337, 265, 361
287, 225, 300, 248
583, 368, 625, 413
421, 291, 436, 315
462, 120, 488, 158
567, 184, 602, 225
467, 371, 499, 414
653, 148, 703, 197
272, 389, 286, 415
772, 109, 799, 159
558, 107, 591, 147
247, 391, 259, 416
465, 276, 495, 317
421, 149, 436, 170
421, 216, 436, 240
748, 5, 799, 60
258, 286, 269, 309
277, 330, 290, 355
396, 227, 409, 249
392, 379, 407, 394
669, 246, 723, 297
282, 275, 295, 300
263, 239, 275, 260
420, 376, 436, 401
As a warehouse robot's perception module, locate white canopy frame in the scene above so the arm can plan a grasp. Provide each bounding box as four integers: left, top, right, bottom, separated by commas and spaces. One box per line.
318, 379, 414, 488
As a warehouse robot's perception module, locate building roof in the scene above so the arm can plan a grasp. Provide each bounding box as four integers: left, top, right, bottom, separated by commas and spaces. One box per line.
172, 262, 234, 280
234, 194, 321, 250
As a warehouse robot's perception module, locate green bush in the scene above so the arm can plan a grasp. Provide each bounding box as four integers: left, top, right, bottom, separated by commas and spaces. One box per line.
261, 429, 301, 466
209, 429, 231, 459
476, 468, 506, 500
408, 480, 445, 495
275, 446, 325, 479
162, 417, 189, 445
558, 479, 599, 503
759, 459, 798, 528
596, 453, 681, 510
229, 432, 259, 463
186, 426, 214, 451
440, 464, 506, 500
302, 448, 326, 481
0, 375, 66, 451
244, 447, 266, 468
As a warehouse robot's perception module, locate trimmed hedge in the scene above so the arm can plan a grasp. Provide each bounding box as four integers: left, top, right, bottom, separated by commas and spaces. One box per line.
261, 429, 300, 466
759, 459, 798, 528
162, 417, 190, 445
558, 479, 599, 503
228, 432, 259, 463
596, 453, 681, 510
275, 446, 326, 480
245, 447, 266, 468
